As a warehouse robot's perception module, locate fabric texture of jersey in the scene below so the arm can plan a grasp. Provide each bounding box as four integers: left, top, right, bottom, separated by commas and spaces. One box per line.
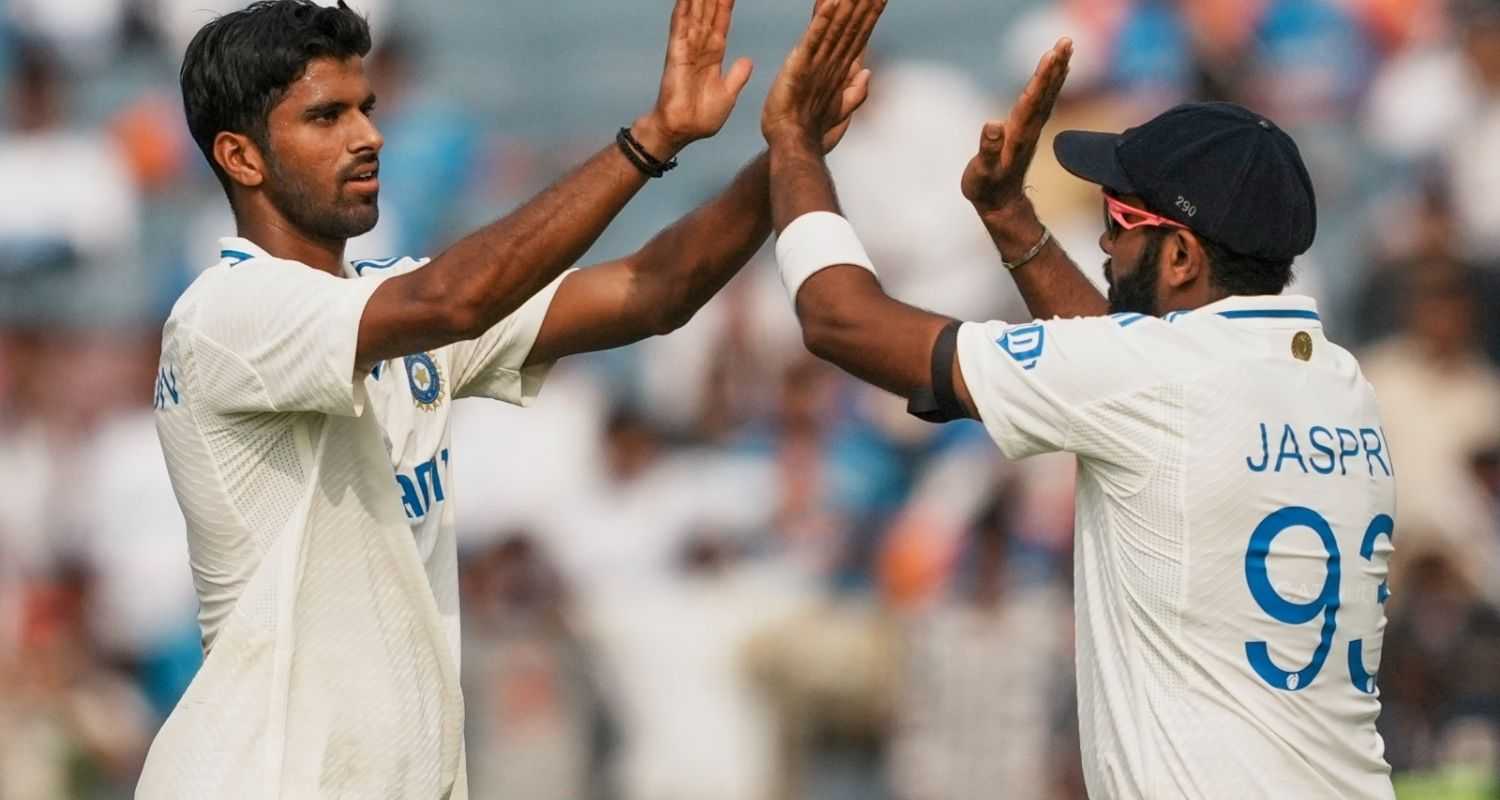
139, 238, 566, 799
956, 295, 1396, 800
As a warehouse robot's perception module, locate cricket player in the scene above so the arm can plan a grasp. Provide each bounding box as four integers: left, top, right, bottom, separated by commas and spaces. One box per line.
140, 0, 873, 796
761, 13, 1396, 798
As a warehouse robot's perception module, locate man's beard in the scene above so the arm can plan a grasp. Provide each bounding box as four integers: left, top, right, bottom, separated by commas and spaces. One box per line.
1106, 232, 1164, 316
264, 153, 379, 242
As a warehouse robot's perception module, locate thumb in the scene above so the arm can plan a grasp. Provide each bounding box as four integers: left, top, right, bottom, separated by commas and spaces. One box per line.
724, 56, 754, 98
978, 121, 1005, 163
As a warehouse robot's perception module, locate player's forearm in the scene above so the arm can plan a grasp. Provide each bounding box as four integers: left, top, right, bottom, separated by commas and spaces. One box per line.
795, 266, 947, 398
767, 134, 944, 398
426, 117, 679, 339
979, 199, 1109, 319
629, 152, 773, 333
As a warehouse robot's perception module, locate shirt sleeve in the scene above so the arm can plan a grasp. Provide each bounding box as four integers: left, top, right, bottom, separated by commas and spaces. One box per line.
191, 259, 385, 416
955, 315, 1175, 473
448, 270, 573, 405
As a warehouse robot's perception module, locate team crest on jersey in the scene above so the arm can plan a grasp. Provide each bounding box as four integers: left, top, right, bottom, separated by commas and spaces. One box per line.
404, 352, 444, 411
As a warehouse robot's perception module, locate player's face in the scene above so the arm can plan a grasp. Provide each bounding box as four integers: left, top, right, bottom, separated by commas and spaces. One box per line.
261, 56, 383, 241
1100, 193, 1168, 316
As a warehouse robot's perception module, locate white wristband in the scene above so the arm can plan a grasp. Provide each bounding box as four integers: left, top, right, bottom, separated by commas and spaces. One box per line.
774, 211, 877, 304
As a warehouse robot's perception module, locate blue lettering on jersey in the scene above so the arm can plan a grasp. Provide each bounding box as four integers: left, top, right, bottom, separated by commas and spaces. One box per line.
395, 448, 450, 521
153, 365, 181, 410
995, 323, 1046, 370
1246, 423, 1390, 478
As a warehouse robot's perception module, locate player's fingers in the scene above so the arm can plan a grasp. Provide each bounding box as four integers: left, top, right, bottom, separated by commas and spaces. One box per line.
667, 0, 692, 38
688, 0, 711, 26
798, 0, 838, 61
811, 0, 857, 65
724, 56, 754, 97
823, 0, 880, 79
842, 0, 886, 71
709, 0, 735, 40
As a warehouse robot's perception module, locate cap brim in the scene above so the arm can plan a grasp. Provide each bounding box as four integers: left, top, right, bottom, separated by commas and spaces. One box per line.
1054, 130, 1135, 194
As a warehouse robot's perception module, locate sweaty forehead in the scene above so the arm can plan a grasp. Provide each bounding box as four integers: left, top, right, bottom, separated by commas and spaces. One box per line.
277, 56, 370, 110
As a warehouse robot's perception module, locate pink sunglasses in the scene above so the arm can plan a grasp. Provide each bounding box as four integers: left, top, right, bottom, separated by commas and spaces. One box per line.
1104, 194, 1188, 237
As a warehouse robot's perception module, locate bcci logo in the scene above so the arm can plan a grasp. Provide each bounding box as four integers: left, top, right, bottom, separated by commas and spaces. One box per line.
404, 352, 444, 411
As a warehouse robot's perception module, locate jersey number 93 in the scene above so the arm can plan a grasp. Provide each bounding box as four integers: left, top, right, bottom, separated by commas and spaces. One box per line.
1243, 506, 1394, 694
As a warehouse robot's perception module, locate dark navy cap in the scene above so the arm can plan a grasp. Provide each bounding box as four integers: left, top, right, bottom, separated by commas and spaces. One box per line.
1054, 102, 1317, 261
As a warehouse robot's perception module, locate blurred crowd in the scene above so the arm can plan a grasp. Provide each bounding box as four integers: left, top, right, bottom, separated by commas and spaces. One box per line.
2, 0, 1500, 798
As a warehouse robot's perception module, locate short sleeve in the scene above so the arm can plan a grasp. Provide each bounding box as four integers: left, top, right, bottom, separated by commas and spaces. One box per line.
191, 259, 384, 416
955, 316, 1172, 467
448, 270, 573, 405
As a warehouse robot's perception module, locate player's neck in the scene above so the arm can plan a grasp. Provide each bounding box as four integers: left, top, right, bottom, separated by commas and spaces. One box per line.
235, 213, 347, 277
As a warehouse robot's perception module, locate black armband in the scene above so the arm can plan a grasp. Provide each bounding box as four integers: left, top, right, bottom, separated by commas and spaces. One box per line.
906, 320, 965, 423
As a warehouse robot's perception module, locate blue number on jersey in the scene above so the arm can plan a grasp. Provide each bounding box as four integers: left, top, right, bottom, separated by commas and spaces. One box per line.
1243, 506, 1394, 692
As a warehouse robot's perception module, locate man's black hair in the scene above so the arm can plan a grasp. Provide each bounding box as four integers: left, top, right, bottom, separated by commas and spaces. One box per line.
1199, 236, 1295, 297
179, 0, 371, 192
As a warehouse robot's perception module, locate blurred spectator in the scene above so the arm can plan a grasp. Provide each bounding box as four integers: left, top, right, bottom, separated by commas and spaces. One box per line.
888, 487, 1073, 800
0, 42, 147, 327
1381, 547, 1500, 784
583, 532, 807, 800
827, 60, 1027, 325
461, 533, 619, 800
1364, 0, 1500, 260
538, 404, 777, 588
747, 594, 902, 800
0, 561, 155, 800
1362, 264, 1500, 593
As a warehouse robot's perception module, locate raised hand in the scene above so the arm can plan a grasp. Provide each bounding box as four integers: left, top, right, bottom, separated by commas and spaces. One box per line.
639, 0, 754, 155
961, 38, 1073, 217
762, 0, 886, 150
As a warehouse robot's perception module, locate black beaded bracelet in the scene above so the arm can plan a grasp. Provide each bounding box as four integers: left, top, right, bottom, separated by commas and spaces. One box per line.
616, 126, 678, 178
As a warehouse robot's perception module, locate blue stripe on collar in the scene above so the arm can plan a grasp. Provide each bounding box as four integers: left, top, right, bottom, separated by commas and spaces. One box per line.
1217, 309, 1320, 321
221, 249, 254, 265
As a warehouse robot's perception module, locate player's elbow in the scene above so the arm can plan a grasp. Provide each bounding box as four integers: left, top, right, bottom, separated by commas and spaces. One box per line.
798, 308, 848, 363
629, 260, 697, 337
438, 285, 492, 342
645, 302, 697, 337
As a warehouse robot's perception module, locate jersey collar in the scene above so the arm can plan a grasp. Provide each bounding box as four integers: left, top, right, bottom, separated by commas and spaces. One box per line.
219, 236, 367, 278
1192, 294, 1321, 328
217, 237, 271, 266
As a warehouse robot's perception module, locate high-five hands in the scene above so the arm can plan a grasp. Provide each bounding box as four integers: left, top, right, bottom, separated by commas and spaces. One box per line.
762, 0, 886, 154
961, 38, 1073, 218
639, 0, 755, 154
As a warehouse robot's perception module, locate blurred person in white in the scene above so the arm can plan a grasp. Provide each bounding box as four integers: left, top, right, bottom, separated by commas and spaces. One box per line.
459, 533, 619, 800
536, 403, 779, 588
826, 60, 1026, 325
888, 482, 1072, 800
0, 42, 147, 327
763, 9, 1397, 794
0, 560, 156, 800
1361, 264, 1500, 595
586, 530, 806, 800
141, 0, 873, 795
1365, 0, 1500, 261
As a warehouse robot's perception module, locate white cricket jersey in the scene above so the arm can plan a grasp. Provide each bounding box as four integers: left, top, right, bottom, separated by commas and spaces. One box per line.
956, 295, 1396, 799
138, 237, 566, 799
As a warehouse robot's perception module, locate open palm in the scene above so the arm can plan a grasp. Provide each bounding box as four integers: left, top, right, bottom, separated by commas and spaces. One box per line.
651, 0, 754, 147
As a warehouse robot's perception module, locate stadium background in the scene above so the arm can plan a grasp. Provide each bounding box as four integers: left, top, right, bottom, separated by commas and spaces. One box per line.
3, 0, 1500, 797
